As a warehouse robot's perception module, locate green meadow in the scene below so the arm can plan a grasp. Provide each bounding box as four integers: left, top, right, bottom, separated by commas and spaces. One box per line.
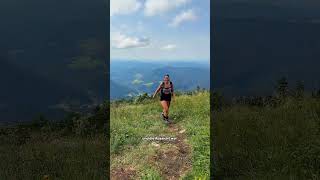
0, 104, 108, 179
213, 96, 320, 179
110, 91, 210, 179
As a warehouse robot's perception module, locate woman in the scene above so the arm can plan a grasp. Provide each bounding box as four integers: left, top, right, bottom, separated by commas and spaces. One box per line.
152, 74, 175, 123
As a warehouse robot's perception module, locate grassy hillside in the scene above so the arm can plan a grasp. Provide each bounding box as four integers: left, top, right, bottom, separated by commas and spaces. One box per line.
213, 96, 320, 179
111, 91, 210, 179
0, 134, 107, 179
0, 104, 108, 179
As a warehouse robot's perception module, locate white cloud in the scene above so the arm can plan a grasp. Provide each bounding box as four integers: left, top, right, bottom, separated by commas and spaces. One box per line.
169, 9, 197, 27
111, 32, 150, 49
161, 44, 177, 50
111, 0, 141, 16
144, 0, 191, 16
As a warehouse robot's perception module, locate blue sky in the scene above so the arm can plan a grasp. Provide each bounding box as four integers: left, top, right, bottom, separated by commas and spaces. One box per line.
110, 0, 210, 62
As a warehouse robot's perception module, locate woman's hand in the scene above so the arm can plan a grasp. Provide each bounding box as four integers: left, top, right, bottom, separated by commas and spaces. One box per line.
153, 84, 162, 99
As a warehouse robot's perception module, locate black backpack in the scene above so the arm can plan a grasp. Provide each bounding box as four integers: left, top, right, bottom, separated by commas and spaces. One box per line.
160, 81, 173, 94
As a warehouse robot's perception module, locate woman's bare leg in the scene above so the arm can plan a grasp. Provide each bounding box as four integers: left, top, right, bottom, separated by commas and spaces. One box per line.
160, 101, 169, 118
166, 101, 171, 117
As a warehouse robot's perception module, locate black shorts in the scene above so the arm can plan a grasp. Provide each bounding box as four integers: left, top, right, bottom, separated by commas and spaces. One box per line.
160, 94, 171, 101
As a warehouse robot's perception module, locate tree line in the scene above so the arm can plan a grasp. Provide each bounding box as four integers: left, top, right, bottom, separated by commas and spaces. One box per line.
212, 77, 320, 111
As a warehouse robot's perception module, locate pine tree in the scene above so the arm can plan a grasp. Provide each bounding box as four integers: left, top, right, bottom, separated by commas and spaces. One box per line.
196, 85, 201, 92
212, 91, 223, 111
276, 77, 289, 98
295, 80, 304, 98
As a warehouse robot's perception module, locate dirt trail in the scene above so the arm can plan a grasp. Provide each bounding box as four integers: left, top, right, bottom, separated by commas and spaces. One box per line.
111, 121, 192, 180
110, 167, 136, 180
148, 122, 192, 180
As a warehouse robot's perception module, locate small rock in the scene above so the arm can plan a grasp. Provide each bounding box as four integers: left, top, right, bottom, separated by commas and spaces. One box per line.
151, 142, 160, 147
179, 129, 186, 134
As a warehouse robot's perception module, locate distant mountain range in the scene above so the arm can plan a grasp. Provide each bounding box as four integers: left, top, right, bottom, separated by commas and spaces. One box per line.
1, 48, 106, 123
110, 61, 210, 99
0, 0, 107, 123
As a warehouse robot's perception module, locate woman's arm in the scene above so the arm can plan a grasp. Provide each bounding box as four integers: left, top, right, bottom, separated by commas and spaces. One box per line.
152, 83, 162, 98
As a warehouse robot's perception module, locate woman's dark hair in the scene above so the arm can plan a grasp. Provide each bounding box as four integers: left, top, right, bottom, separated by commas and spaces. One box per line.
164, 74, 170, 77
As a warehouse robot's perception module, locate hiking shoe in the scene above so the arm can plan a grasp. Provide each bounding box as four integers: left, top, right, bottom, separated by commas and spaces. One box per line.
161, 112, 166, 120
163, 118, 169, 124
166, 118, 173, 124
162, 116, 168, 123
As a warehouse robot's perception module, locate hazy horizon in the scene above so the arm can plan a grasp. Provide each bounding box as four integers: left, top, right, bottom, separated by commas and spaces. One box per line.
110, 58, 210, 63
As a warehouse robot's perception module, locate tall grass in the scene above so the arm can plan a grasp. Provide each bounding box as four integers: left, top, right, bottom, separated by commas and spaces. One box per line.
0, 134, 107, 179
0, 104, 108, 179
213, 97, 320, 179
